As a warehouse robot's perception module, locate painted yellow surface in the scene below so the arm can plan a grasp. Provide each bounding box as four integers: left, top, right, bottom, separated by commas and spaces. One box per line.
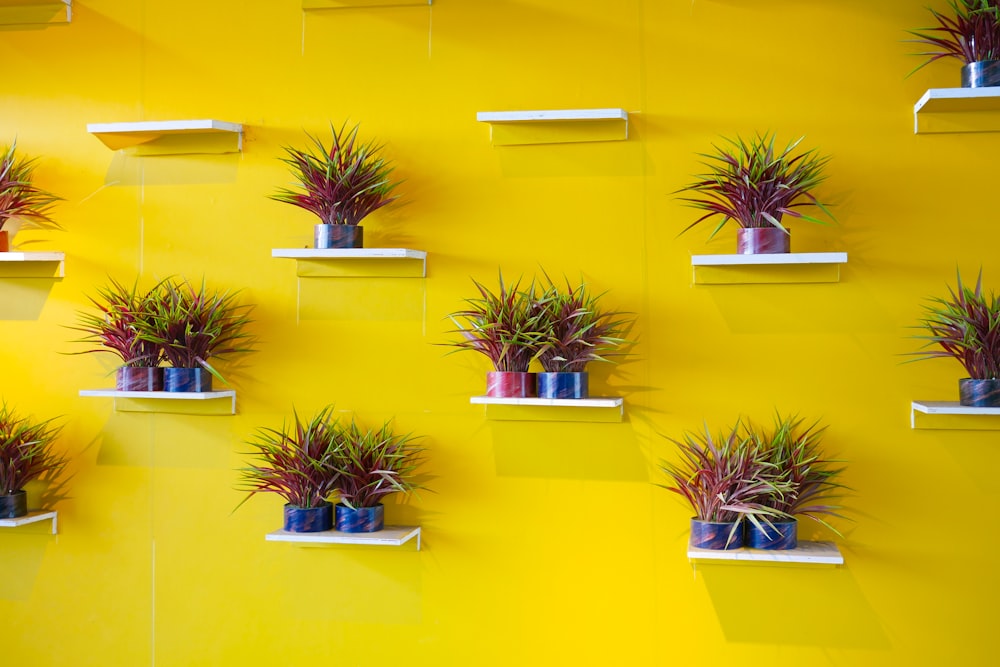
1, 1, 997, 665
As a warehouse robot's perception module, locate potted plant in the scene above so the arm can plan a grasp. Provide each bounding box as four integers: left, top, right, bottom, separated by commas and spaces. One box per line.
445, 273, 549, 398
533, 276, 631, 399
237, 406, 342, 533
70, 278, 166, 391
0, 402, 67, 519
744, 414, 847, 550
270, 122, 400, 249
333, 416, 423, 533
908, 0, 1000, 88
136, 278, 255, 393
0, 140, 62, 252
675, 133, 835, 254
658, 420, 790, 550
910, 269, 1000, 407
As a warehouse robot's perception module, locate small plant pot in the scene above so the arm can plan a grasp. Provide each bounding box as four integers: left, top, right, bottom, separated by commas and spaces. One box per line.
959, 378, 1000, 407
315, 224, 363, 249
335, 503, 384, 533
962, 60, 1000, 88
0, 230, 8, 252
536, 372, 589, 399
745, 518, 798, 550
486, 371, 536, 398
163, 367, 213, 393
690, 518, 744, 550
0, 490, 28, 519
116, 367, 164, 392
737, 227, 790, 254
283, 502, 333, 533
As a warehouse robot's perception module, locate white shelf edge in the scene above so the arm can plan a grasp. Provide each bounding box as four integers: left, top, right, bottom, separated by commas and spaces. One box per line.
914, 86, 1000, 114
271, 248, 426, 260
79, 389, 235, 401
476, 108, 627, 123
0, 510, 57, 534
911, 400, 1000, 416
266, 525, 421, 549
0, 251, 65, 262
86, 119, 243, 135
688, 540, 843, 565
469, 396, 623, 408
690, 252, 848, 267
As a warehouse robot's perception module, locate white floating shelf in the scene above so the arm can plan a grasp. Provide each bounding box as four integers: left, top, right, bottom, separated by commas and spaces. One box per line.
691, 252, 848, 285
87, 119, 244, 153
470, 396, 622, 408
0, 0, 70, 25
303, 0, 431, 7
266, 525, 421, 549
272, 247, 427, 278
79, 389, 236, 415
476, 108, 629, 145
0, 251, 65, 277
688, 540, 843, 565
914, 87, 1000, 134
911, 400, 1000, 430
0, 510, 58, 534
469, 396, 624, 423
690, 252, 847, 266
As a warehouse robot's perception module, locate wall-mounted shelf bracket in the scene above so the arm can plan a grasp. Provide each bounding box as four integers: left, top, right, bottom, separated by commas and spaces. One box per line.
79, 389, 237, 415
0, 510, 58, 534
691, 252, 847, 284
266, 525, 421, 549
914, 87, 1000, 134
469, 395, 624, 423
476, 108, 628, 146
87, 119, 243, 154
272, 248, 427, 278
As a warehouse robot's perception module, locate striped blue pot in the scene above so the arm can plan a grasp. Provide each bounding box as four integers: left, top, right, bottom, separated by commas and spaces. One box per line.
335, 503, 384, 533
164, 367, 213, 392
690, 518, 743, 550
537, 372, 588, 399
745, 519, 798, 550
0, 490, 28, 519
283, 502, 333, 533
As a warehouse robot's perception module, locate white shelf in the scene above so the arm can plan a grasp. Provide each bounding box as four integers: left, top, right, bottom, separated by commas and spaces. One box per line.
688, 540, 843, 565
912, 400, 1000, 416
0, 510, 58, 534
79, 389, 236, 415
690, 252, 847, 266
476, 108, 629, 146
914, 87, 1000, 134
272, 248, 425, 260
303, 0, 431, 7
691, 252, 847, 285
266, 525, 421, 549
470, 396, 622, 408
87, 119, 244, 153
0, 251, 65, 277
476, 109, 627, 123
469, 395, 624, 423
911, 400, 1000, 430
0, 0, 70, 25
273, 248, 427, 278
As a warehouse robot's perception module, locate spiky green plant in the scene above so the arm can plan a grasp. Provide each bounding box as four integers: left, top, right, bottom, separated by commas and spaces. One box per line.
0, 403, 66, 495
0, 140, 63, 234
69, 277, 165, 368
908, 0, 1000, 74
270, 122, 400, 226
910, 269, 1000, 379
534, 276, 631, 373
135, 278, 256, 384
334, 417, 423, 510
237, 406, 342, 509
676, 133, 834, 239
445, 273, 549, 373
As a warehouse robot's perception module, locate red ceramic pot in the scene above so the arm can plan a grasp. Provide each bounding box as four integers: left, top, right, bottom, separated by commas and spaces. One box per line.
486, 371, 535, 398
737, 227, 790, 254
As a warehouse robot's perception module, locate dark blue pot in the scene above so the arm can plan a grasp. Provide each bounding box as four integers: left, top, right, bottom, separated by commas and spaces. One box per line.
335, 503, 384, 533
690, 518, 743, 550
163, 367, 213, 393
0, 490, 27, 519
962, 60, 1000, 88
537, 372, 589, 399
283, 502, 333, 533
315, 224, 363, 249
959, 378, 1000, 407
745, 519, 798, 550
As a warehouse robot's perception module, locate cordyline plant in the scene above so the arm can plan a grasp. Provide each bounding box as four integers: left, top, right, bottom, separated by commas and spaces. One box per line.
69, 277, 165, 368
270, 122, 400, 226
0, 403, 67, 495
334, 417, 423, 510
910, 269, 1000, 379
445, 273, 549, 373
237, 406, 342, 509
676, 133, 835, 239
0, 140, 63, 235
908, 0, 1000, 75
534, 276, 632, 373
136, 278, 255, 383
658, 421, 791, 547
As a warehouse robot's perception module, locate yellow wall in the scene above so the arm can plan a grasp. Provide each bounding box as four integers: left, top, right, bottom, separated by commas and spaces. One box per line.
1, 0, 996, 664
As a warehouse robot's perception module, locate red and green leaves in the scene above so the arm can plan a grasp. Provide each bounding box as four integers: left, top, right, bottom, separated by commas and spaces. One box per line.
0, 403, 66, 495
908, 0, 1000, 72
70, 278, 166, 367
333, 418, 423, 510
0, 140, 62, 233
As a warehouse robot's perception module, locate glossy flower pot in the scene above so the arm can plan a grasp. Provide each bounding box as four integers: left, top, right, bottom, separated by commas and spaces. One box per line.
690, 518, 744, 550
163, 367, 213, 393
315, 224, 363, 249
335, 503, 384, 533
962, 60, 1000, 88
0, 230, 8, 252
959, 378, 1000, 407
0, 490, 28, 519
537, 372, 588, 399
745, 518, 798, 550
737, 227, 790, 254
283, 502, 333, 533
486, 371, 536, 398
116, 367, 164, 392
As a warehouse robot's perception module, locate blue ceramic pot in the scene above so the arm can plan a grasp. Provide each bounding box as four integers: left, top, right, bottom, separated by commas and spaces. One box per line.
0, 490, 28, 519
959, 378, 1000, 407
745, 518, 798, 550
315, 224, 363, 249
962, 60, 1000, 88
690, 518, 743, 550
163, 367, 213, 393
537, 372, 588, 399
335, 503, 384, 533
283, 502, 333, 533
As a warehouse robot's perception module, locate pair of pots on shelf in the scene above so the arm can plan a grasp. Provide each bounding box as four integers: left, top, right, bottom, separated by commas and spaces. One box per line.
116, 367, 214, 392
690, 517, 799, 551
284, 502, 383, 534
487, 371, 589, 400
